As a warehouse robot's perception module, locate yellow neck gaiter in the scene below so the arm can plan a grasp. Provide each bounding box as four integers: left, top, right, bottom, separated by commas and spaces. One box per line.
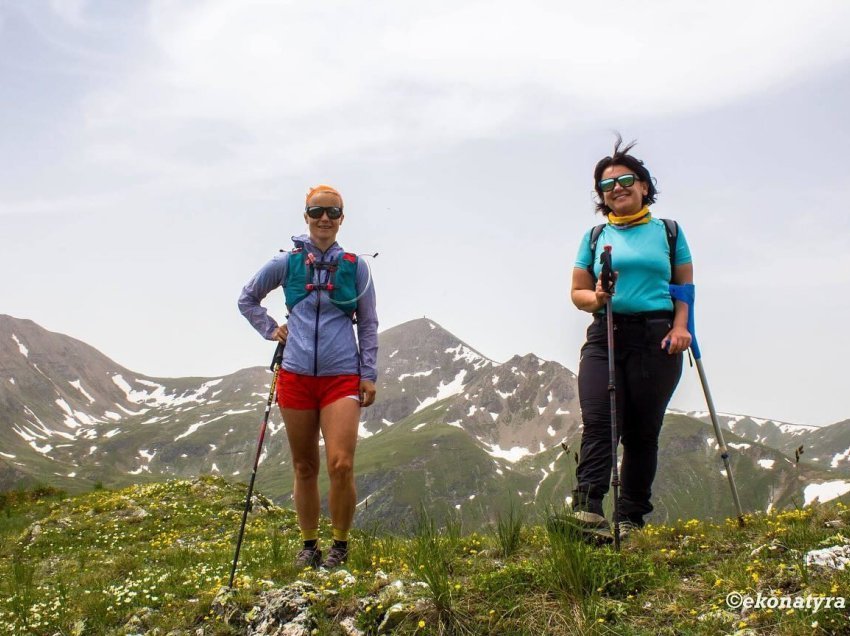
608, 206, 651, 227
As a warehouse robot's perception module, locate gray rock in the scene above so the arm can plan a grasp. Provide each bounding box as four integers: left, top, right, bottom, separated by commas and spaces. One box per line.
245, 582, 318, 636
339, 617, 365, 636
377, 602, 406, 632
805, 544, 850, 570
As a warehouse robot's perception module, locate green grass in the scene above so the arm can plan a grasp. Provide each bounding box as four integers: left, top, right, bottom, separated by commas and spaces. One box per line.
1, 476, 849, 634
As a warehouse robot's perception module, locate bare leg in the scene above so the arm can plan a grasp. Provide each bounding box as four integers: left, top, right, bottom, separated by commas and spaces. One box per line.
319, 398, 360, 532
281, 407, 321, 534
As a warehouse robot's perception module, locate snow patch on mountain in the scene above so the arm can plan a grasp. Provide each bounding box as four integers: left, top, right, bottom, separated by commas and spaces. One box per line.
757, 459, 775, 469
398, 370, 434, 381
534, 468, 549, 498
778, 422, 818, 435
804, 480, 850, 505
112, 375, 223, 408
30, 442, 53, 455
69, 380, 96, 403
55, 399, 78, 429
12, 424, 38, 443
445, 344, 491, 369
0, 452, 15, 459
831, 448, 850, 468
114, 403, 148, 416
11, 334, 28, 357
414, 369, 468, 413
485, 443, 531, 463
174, 414, 226, 441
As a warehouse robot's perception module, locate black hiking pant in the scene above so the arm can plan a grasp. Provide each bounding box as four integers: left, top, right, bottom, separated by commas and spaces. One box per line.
572, 313, 682, 525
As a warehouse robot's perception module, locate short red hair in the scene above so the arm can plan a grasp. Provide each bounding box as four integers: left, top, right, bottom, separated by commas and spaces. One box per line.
305, 184, 343, 208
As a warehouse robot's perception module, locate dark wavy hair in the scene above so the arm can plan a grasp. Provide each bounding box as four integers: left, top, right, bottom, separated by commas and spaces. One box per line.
593, 134, 658, 215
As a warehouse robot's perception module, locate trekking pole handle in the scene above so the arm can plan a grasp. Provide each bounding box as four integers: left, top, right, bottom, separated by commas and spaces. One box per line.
269, 341, 285, 372
600, 245, 615, 295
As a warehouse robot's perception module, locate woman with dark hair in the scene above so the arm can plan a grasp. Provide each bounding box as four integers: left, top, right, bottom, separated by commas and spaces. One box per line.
570, 137, 693, 537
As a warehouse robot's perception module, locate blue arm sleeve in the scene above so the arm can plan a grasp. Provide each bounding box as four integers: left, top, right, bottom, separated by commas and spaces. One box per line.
669, 283, 700, 359
237, 252, 289, 340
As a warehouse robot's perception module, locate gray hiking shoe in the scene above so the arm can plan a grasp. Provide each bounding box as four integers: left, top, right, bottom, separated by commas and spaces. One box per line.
295, 547, 322, 570
569, 510, 609, 529
614, 520, 641, 540
321, 545, 348, 569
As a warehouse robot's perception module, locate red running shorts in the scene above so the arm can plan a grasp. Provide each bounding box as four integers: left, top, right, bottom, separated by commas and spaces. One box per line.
276, 370, 361, 410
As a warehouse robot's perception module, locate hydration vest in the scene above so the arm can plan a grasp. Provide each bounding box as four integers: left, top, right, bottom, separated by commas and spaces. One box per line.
283, 249, 359, 318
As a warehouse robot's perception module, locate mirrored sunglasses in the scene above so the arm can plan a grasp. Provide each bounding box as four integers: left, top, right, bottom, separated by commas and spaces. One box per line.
599, 174, 637, 192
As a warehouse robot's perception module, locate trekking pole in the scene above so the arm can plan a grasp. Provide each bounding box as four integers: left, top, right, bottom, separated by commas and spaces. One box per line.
669, 284, 745, 527
228, 341, 285, 589
600, 245, 621, 551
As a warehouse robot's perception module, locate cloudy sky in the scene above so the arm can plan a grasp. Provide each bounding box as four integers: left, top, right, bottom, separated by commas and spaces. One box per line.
2, 0, 849, 427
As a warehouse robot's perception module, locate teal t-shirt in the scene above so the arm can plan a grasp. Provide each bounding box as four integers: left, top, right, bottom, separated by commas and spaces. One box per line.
574, 217, 692, 314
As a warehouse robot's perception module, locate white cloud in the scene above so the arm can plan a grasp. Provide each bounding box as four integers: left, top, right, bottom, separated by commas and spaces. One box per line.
65, 0, 850, 187
49, 0, 92, 27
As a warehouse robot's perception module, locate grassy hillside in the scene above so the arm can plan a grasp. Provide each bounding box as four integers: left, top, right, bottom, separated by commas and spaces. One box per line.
2, 477, 849, 635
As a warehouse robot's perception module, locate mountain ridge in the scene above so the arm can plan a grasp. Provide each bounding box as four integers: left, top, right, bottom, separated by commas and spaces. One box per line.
2, 314, 849, 526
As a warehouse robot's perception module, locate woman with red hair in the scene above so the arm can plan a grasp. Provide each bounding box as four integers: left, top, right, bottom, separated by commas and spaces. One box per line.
239, 184, 378, 568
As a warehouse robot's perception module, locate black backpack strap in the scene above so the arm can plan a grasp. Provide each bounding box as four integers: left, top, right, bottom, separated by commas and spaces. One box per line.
661, 218, 678, 280
587, 223, 606, 279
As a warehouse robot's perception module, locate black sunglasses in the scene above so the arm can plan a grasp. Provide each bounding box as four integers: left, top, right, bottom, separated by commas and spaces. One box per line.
306, 206, 343, 220
598, 174, 638, 192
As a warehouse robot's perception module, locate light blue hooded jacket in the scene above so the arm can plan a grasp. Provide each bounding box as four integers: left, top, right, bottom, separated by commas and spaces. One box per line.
238, 235, 378, 382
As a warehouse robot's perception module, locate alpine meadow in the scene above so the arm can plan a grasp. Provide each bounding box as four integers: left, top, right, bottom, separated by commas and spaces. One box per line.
2, 315, 850, 634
